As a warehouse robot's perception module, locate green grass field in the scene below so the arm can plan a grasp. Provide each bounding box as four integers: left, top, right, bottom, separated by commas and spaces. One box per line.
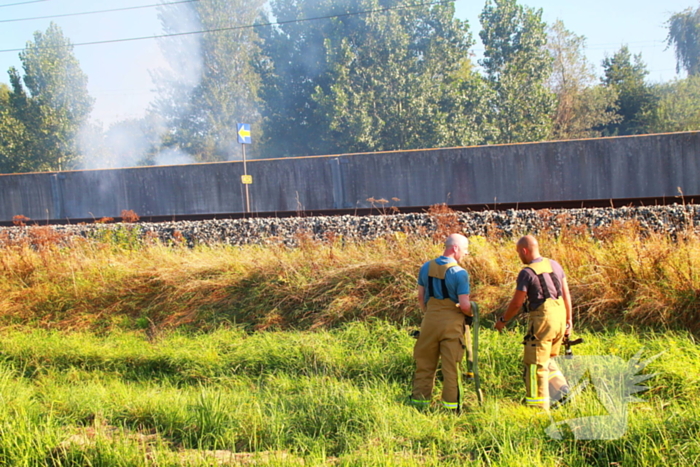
0, 324, 697, 466
0, 219, 698, 465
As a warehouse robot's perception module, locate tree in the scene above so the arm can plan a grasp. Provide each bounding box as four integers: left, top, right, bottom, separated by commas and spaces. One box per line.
0, 23, 93, 173
479, 0, 555, 144
255, 0, 340, 158
312, 0, 486, 152
257, 0, 486, 157
153, 0, 265, 162
667, 6, 700, 76
601, 46, 657, 136
648, 75, 700, 133
0, 83, 8, 102
0, 82, 31, 174
546, 20, 619, 139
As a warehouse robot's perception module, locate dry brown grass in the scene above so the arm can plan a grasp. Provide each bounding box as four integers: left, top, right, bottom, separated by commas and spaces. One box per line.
0, 208, 699, 334
427, 203, 463, 242
120, 210, 140, 223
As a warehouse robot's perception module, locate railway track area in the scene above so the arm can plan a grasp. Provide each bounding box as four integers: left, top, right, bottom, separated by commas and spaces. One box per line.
1, 201, 698, 247
0, 196, 695, 227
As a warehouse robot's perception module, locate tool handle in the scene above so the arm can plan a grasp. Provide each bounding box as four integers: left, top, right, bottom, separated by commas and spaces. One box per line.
471, 302, 483, 405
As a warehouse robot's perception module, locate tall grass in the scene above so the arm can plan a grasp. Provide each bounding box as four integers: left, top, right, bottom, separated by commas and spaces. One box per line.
0, 216, 698, 464
1, 219, 700, 333
0, 325, 696, 465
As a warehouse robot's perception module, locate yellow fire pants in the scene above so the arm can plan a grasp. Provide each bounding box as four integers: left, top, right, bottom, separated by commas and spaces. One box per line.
523, 298, 567, 409
412, 297, 467, 409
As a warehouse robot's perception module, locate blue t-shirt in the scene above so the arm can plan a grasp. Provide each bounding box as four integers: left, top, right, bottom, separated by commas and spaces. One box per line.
417, 256, 470, 304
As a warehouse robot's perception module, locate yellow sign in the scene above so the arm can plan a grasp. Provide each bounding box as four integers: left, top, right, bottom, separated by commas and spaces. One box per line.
241, 174, 253, 185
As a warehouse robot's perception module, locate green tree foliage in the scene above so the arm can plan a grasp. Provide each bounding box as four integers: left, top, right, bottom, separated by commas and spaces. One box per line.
312, 1, 487, 152
667, 6, 700, 76
0, 23, 92, 173
648, 75, 700, 133
153, 0, 265, 162
601, 46, 657, 136
255, 0, 328, 158
547, 20, 619, 140
257, 0, 486, 157
0, 82, 31, 173
479, 0, 555, 143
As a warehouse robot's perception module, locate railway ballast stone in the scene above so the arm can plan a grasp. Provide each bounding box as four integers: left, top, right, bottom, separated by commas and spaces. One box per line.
2, 204, 700, 247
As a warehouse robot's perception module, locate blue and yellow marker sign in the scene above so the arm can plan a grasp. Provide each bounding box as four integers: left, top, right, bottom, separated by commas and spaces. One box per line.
237, 123, 252, 144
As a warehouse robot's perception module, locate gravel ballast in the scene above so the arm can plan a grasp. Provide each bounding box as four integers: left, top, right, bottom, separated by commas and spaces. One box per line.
1, 204, 699, 247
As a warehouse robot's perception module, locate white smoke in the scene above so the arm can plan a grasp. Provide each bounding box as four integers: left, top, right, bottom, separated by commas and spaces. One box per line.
81, 121, 145, 169
77, 1, 204, 171
154, 147, 195, 166
154, 2, 203, 90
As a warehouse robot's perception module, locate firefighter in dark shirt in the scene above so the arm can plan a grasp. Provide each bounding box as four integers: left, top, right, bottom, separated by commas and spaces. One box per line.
495, 235, 573, 409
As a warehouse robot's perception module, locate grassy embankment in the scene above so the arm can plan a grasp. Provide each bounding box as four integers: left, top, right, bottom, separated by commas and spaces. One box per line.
0, 216, 698, 465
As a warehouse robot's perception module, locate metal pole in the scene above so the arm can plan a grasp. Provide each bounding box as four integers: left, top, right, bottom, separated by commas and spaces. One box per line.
242, 144, 250, 213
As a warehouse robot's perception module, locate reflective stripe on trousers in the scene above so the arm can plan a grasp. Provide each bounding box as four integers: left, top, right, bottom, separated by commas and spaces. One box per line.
442, 400, 459, 410
523, 298, 566, 410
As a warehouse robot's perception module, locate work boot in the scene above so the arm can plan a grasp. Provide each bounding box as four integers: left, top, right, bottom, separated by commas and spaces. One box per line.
550, 385, 571, 410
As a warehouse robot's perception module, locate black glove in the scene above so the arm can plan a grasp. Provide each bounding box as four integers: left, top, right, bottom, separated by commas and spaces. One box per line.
464, 301, 478, 327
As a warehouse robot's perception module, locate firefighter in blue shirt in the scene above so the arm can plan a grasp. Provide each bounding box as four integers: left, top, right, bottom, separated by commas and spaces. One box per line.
410, 234, 473, 411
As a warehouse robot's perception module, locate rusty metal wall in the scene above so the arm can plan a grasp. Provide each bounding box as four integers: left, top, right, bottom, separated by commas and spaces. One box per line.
0, 132, 698, 222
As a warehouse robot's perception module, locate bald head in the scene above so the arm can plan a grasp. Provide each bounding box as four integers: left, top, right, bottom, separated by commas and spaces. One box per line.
516, 235, 540, 264
445, 233, 468, 249
517, 235, 539, 251
444, 234, 469, 261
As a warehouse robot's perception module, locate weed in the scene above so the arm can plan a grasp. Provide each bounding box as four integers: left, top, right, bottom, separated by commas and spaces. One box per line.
120, 210, 140, 223
366, 197, 401, 215
91, 225, 143, 251
427, 204, 462, 242
2, 224, 700, 333
12, 214, 30, 226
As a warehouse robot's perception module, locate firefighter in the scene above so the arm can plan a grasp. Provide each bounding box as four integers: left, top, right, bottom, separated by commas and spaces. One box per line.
495, 235, 573, 410
410, 233, 473, 412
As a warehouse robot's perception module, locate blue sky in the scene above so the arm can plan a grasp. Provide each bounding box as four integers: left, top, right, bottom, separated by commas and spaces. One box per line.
0, 0, 696, 126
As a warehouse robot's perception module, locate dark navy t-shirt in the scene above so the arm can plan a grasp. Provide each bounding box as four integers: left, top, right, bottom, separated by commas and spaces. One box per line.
516, 257, 565, 311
